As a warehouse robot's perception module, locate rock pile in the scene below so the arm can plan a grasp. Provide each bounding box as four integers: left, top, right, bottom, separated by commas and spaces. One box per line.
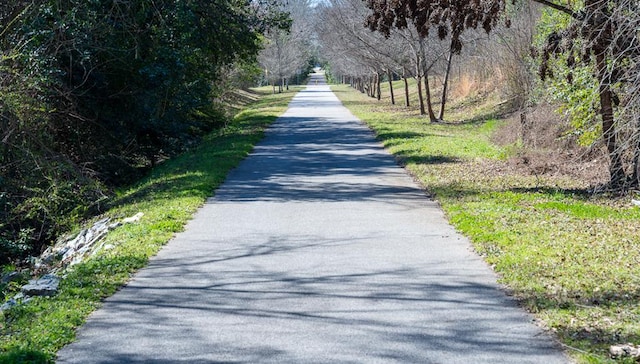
35, 212, 143, 273
610, 343, 640, 359
1, 212, 143, 313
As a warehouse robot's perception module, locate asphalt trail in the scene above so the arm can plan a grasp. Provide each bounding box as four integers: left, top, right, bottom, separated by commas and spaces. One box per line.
57, 73, 569, 363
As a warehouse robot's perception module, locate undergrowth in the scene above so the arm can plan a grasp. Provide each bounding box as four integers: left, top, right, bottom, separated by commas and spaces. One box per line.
334, 83, 640, 364
0, 87, 298, 363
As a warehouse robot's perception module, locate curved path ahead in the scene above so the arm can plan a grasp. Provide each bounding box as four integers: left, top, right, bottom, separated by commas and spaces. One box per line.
57, 73, 569, 363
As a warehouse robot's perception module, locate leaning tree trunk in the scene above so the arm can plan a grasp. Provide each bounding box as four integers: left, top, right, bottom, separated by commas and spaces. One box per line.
423, 72, 437, 122
388, 70, 395, 105
438, 45, 454, 121
596, 51, 626, 188
632, 116, 640, 187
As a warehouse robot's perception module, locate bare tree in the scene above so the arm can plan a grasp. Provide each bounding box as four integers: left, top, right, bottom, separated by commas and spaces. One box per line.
316, 0, 394, 99
259, 0, 313, 93
608, 1, 640, 186
317, 0, 457, 121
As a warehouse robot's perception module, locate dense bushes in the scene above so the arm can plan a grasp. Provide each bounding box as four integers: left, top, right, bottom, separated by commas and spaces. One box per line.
0, 0, 288, 264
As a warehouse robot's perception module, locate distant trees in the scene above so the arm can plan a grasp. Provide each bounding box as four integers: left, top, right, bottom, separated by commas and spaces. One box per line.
363, 0, 640, 189
259, 0, 315, 92
0, 0, 288, 263
316, 0, 457, 122
316, 0, 394, 100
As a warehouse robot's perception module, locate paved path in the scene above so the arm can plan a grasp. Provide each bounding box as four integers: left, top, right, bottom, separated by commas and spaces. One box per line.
57, 73, 569, 363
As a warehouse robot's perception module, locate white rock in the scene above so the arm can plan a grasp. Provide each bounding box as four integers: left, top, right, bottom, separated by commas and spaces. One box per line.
21, 274, 60, 297
610, 344, 640, 359
1, 271, 19, 284
108, 222, 122, 229
0, 298, 17, 311
122, 212, 144, 224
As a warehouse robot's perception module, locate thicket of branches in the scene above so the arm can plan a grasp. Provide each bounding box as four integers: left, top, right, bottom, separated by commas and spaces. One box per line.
320, 0, 640, 190
259, 0, 316, 93
0, 0, 288, 264
317, 0, 459, 122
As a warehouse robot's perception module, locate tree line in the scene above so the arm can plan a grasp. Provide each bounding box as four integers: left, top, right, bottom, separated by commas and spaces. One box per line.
317, 0, 640, 190
0, 0, 293, 264
259, 0, 316, 93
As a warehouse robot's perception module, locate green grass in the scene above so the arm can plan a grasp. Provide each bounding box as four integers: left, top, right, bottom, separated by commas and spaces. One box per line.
333, 83, 640, 363
0, 86, 298, 364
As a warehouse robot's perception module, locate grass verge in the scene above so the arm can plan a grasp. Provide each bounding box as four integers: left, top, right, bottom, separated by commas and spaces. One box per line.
334, 83, 640, 364
0, 86, 298, 364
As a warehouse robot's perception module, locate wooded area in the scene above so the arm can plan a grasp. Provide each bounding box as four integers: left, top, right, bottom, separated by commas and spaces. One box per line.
0, 0, 291, 263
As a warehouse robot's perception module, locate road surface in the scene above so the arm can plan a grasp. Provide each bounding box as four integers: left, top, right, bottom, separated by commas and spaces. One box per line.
57, 72, 569, 363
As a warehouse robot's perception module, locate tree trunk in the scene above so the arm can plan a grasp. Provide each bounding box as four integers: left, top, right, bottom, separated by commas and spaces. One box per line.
388, 70, 395, 105
376, 73, 381, 101
633, 116, 640, 188
423, 73, 437, 122
416, 76, 426, 115
438, 45, 454, 121
403, 69, 410, 107
370, 75, 375, 98
595, 51, 626, 188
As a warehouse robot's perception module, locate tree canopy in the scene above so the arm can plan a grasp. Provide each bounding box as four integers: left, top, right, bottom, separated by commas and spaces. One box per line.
365, 0, 509, 53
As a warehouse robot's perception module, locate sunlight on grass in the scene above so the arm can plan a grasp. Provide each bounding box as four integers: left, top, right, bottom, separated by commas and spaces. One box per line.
334, 83, 640, 364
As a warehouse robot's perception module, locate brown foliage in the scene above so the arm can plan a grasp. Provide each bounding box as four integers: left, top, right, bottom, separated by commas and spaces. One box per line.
365, 0, 510, 53
494, 105, 608, 185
